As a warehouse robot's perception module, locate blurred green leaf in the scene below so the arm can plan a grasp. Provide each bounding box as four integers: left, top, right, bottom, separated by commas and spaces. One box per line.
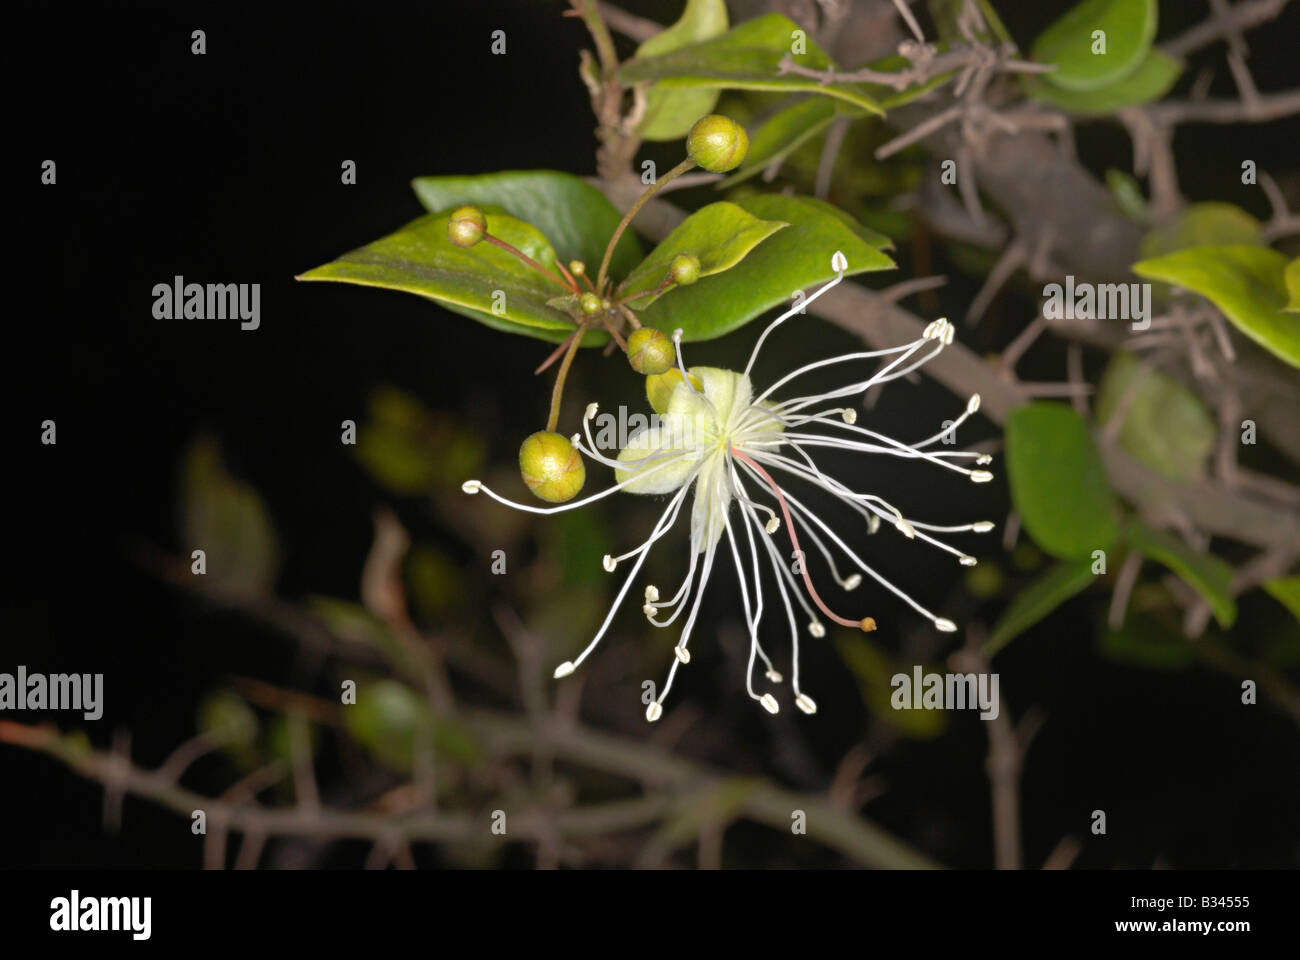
1106, 168, 1146, 221
928, 0, 1014, 46
1125, 522, 1236, 627
1284, 257, 1300, 313
1262, 575, 1300, 624
354, 387, 485, 495
1133, 245, 1298, 368
621, 202, 788, 305
1023, 48, 1179, 114
1099, 612, 1195, 668
181, 437, 279, 594
1095, 351, 1216, 481
636, 0, 729, 140
1030, 0, 1156, 91
1005, 403, 1119, 559
405, 545, 464, 622
344, 679, 480, 772
985, 556, 1097, 656
410, 171, 642, 278
1139, 203, 1262, 259
197, 692, 259, 761
835, 634, 945, 738
617, 13, 885, 115
638, 193, 894, 340
299, 209, 585, 342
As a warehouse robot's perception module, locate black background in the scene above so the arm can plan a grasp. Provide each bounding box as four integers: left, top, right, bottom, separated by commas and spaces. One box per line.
5, 0, 1299, 872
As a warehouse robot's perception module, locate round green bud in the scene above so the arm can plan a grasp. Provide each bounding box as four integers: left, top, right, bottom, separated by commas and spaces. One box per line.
669, 254, 701, 286
686, 115, 750, 173
626, 327, 675, 376
569, 260, 586, 277
601, 298, 612, 311
645, 367, 702, 415
579, 292, 603, 316
447, 205, 486, 247
519, 431, 585, 503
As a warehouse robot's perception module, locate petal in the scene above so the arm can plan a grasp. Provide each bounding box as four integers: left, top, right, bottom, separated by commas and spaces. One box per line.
614, 425, 698, 494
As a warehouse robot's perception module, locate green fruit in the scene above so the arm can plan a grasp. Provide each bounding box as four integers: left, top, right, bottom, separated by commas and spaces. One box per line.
626, 327, 675, 376
580, 292, 603, 316
669, 254, 701, 285
447, 205, 486, 247
519, 431, 585, 503
686, 115, 750, 173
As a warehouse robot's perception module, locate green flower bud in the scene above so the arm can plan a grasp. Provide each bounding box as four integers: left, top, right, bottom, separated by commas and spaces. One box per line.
447, 205, 486, 247
669, 254, 701, 286
519, 431, 585, 503
686, 115, 750, 173
580, 292, 603, 316
569, 260, 586, 277
645, 367, 702, 415
626, 327, 675, 376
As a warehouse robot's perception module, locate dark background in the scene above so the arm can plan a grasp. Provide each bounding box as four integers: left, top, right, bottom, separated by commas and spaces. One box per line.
5, 0, 1299, 869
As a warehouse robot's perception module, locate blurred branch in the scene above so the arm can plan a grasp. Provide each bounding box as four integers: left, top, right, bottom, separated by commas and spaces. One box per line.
1161, 0, 1291, 59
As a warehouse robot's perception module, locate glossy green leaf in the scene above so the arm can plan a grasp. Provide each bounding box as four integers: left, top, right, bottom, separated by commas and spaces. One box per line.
1139, 203, 1262, 259
636, 193, 895, 340
181, 437, 279, 595
1100, 613, 1195, 668
616, 13, 885, 115
620, 202, 788, 305
1005, 403, 1119, 559
1095, 351, 1216, 481
1284, 257, 1300, 313
1133, 245, 1299, 368
1031, 0, 1157, 91
410, 170, 642, 279
299, 210, 582, 340
636, 0, 729, 140
718, 96, 838, 188
1126, 522, 1236, 627
985, 556, 1096, 656
1023, 48, 1179, 114
1263, 575, 1300, 624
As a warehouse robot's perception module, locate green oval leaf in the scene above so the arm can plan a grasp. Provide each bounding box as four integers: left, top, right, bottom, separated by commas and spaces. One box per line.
1125, 522, 1237, 627
985, 556, 1097, 657
1023, 48, 1179, 114
1031, 0, 1157, 91
1132, 245, 1299, 368
635, 194, 895, 340
410, 170, 643, 279
617, 13, 885, 115
298, 210, 579, 336
1095, 351, 1216, 481
619, 202, 788, 305
1005, 403, 1119, 559
636, 0, 729, 141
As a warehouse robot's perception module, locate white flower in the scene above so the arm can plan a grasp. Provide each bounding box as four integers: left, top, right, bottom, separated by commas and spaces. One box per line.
463, 253, 995, 721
